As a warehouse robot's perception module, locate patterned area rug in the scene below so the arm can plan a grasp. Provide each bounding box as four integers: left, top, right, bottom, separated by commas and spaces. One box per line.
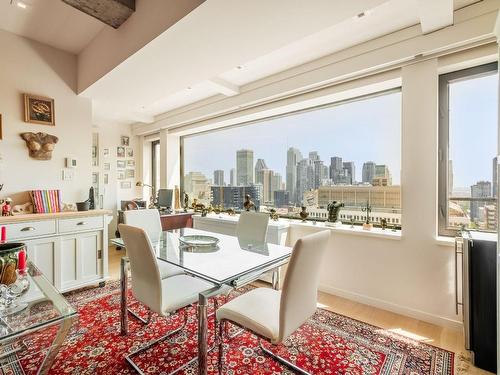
18, 281, 454, 374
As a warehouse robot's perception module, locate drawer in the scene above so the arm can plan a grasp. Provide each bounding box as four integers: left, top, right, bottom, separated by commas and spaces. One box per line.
58, 216, 104, 233
5, 220, 56, 240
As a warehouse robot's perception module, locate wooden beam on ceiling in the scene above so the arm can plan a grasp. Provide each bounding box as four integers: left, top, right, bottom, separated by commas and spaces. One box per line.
61, 0, 135, 29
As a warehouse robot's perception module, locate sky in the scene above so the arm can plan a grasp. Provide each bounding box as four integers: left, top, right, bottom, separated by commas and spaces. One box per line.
184, 71, 499, 189
184, 91, 402, 184
449, 72, 498, 188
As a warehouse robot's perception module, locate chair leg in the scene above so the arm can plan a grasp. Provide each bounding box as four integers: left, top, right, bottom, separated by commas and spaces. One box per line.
258, 339, 311, 375
218, 319, 225, 375
127, 305, 152, 325
125, 308, 188, 374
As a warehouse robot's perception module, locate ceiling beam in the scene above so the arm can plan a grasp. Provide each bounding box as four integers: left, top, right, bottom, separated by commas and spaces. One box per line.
206, 77, 240, 96
61, 0, 135, 29
417, 0, 453, 34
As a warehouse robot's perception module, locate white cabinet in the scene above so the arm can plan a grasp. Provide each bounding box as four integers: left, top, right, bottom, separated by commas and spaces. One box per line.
60, 231, 102, 291
25, 237, 58, 285
0, 211, 111, 292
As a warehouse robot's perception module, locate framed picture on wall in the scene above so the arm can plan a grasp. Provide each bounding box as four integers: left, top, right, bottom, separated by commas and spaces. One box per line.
104, 174, 109, 185
24, 94, 55, 126
120, 181, 132, 189
103, 148, 109, 157
121, 136, 130, 146
117, 171, 125, 180
126, 169, 135, 178
104, 163, 110, 171
127, 160, 135, 167
126, 148, 133, 157
117, 146, 125, 158
117, 160, 126, 169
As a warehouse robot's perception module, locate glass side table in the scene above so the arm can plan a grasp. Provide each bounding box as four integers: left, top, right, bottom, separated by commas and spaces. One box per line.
0, 260, 77, 374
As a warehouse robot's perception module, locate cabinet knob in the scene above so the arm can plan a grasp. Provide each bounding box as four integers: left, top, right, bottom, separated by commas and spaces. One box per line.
20, 227, 35, 232
77, 222, 87, 226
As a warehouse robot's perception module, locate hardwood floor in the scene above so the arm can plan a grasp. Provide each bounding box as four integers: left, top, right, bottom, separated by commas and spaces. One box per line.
107, 246, 491, 374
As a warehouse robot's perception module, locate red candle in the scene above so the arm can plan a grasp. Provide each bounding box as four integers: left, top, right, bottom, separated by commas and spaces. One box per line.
18, 250, 26, 272
0, 227, 5, 242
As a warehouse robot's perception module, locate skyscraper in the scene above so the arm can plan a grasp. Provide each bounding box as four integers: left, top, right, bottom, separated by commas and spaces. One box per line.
342, 161, 355, 184
296, 158, 312, 204
254, 158, 269, 184
286, 147, 302, 204
330, 156, 343, 183
273, 190, 290, 208
271, 173, 282, 194
362, 161, 376, 184
213, 170, 224, 186
236, 149, 254, 186
309, 151, 320, 162
313, 159, 325, 189
470, 181, 492, 221
256, 168, 273, 203
229, 168, 236, 186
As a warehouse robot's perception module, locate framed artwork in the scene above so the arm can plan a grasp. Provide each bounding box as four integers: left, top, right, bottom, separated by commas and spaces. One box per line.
104, 174, 109, 185
127, 160, 135, 167
120, 181, 132, 189
104, 163, 110, 171
121, 136, 130, 146
126, 148, 134, 157
24, 94, 55, 125
126, 169, 135, 178
117, 160, 126, 169
117, 171, 126, 180
117, 146, 125, 158
103, 148, 109, 157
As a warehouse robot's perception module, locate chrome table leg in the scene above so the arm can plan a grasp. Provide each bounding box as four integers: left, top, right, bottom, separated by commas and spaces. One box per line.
120, 256, 129, 336
198, 292, 209, 375
271, 267, 281, 290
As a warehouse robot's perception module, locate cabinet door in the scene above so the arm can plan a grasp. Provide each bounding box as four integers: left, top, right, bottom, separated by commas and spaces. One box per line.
78, 231, 102, 283
25, 238, 57, 285
60, 236, 78, 290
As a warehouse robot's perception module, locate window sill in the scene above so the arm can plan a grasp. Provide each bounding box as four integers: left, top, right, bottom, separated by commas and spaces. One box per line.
288, 221, 402, 240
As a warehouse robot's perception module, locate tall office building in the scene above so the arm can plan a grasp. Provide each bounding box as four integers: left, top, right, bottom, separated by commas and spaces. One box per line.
236, 149, 254, 186
256, 168, 273, 203
296, 158, 312, 204
211, 185, 260, 210
309, 151, 320, 162
184, 172, 211, 203
493, 157, 497, 197
254, 158, 269, 184
374, 164, 392, 185
313, 159, 325, 189
330, 156, 343, 183
470, 181, 492, 221
362, 161, 376, 184
271, 173, 282, 194
213, 170, 224, 186
273, 190, 289, 208
229, 168, 236, 186
343, 161, 355, 184
286, 147, 302, 204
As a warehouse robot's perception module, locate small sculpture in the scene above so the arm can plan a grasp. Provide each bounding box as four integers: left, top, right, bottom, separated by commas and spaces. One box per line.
361, 202, 373, 230
380, 218, 387, 230
89, 187, 95, 210
325, 201, 344, 227
299, 206, 309, 222
20, 132, 59, 160
269, 208, 279, 221
243, 194, 256, 212
1, 198, 13, 216
12, 202, 34, 215
183, 193, 189, 212
226, 208, 236, 216
62, 202, 77, 212
191, 198, 205, 212
201, 208, 208, 217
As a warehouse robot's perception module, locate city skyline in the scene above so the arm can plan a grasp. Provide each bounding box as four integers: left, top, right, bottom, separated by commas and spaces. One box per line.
183, 91, 402, 186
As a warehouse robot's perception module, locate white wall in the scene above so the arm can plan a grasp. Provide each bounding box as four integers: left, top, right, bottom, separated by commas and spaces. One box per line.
0, 30, 92, 205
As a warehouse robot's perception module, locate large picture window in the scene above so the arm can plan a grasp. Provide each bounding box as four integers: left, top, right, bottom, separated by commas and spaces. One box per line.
438, 62, 498, 236
181, 89, 402, 227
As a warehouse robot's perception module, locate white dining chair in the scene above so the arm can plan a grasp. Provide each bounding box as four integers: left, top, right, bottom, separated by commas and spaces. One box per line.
216, 230, 330, 375
123, 209, 184, 278
236, 211, 270, 245
119, 224, 215, 374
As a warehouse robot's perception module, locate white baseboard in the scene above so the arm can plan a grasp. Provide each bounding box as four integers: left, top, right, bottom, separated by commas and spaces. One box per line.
318, 284, 463, 330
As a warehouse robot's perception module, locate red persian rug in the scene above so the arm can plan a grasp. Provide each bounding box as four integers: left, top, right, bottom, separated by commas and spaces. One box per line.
15, 281, 454, 374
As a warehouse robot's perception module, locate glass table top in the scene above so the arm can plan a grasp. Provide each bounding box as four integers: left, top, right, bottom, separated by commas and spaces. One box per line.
0, 261, 76, 341
112, 228, 292, 285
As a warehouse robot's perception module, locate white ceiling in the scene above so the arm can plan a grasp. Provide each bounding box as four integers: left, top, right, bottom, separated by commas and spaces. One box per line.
81, 0, 478, 126
0, 0, 105, 54
0, 0, 481, 125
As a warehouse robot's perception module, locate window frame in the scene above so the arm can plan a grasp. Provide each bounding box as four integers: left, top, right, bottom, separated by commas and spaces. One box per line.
151, 139, 160, 194
179, 87, 402, 225
437, 61, 498, 237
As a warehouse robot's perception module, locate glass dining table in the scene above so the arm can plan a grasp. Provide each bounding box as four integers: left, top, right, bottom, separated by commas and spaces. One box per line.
111, 227, 292, 375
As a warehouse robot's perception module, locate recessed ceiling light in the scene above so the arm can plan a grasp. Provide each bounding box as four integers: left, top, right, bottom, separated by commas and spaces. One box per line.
17, 1, 27, 8
187, 86, 192, 90
236, 66, 243, 70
